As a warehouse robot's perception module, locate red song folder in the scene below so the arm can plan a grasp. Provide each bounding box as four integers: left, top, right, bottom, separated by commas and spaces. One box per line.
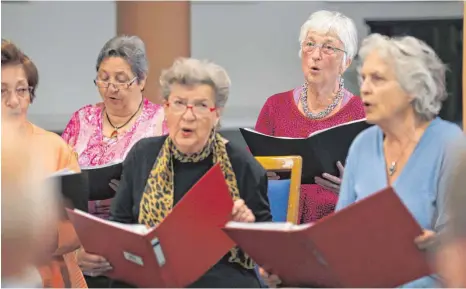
223, 187, 432, 288
67, 163, 235, 288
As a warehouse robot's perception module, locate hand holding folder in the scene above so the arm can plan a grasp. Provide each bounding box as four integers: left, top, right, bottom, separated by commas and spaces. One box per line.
223, 187, 432, 288
67, 164, 236, 288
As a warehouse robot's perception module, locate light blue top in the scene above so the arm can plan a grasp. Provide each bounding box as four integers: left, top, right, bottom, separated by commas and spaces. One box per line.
336, 117, 463, 288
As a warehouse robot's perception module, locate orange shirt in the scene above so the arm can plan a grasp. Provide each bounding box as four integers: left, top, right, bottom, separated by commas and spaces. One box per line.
26, 122, 87, 288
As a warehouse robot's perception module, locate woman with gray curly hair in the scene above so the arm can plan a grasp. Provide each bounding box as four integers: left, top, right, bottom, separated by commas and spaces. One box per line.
102, 57, 271, 287
335, 33, 463, 288
261, 33, 464, 288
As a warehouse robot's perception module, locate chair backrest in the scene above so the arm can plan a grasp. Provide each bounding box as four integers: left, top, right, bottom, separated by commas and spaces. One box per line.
255, 156, 302, 224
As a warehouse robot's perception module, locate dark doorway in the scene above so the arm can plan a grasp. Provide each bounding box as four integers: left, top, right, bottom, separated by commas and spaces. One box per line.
366, 18, 463, 125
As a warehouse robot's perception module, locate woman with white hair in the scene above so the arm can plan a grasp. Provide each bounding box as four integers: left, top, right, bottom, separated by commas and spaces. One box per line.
260, 33, 463, 288
255, 10, 365, 224
81, 57, 272, 287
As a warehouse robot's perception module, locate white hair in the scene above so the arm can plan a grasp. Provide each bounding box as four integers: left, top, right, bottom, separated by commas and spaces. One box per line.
359, 33, 447, 121
298, 10, 358, 66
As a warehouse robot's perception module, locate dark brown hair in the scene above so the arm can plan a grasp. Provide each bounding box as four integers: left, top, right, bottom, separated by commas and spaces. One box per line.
1, 39, 39, 102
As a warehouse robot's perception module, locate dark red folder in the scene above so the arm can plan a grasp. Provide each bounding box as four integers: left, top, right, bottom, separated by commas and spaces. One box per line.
67, 164, 235, 288
223, 187, 432, 288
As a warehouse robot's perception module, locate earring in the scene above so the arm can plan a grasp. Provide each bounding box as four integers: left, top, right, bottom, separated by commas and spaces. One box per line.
339, 77, 345, 91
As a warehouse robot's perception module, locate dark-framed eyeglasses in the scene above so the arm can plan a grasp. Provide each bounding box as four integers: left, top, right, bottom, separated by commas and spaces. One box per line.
94, 77, 137, 90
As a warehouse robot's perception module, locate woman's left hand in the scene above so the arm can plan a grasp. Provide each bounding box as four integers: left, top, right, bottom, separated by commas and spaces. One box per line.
315, 161, 344, 193
414, 229, 437, 250
232, 199, 255, 223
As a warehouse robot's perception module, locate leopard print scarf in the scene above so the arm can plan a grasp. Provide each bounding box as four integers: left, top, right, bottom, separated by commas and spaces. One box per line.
139, 131, 255, 270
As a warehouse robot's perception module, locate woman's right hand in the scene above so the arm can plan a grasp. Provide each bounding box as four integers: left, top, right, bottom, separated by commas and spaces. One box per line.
258, 267, 282, 288
76, 248, 113, 277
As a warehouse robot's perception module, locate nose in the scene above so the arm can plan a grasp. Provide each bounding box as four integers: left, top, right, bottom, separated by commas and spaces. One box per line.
310, 46, 322, 61
107, 83, 119, 94
181, 106, 196, 121
359, 78, 371, 97
5, 93, 20, 108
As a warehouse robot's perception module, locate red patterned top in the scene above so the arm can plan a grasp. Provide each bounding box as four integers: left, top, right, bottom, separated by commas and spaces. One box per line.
255, 87, 365, 223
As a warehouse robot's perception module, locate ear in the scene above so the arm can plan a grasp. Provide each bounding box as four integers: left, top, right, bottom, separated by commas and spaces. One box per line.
340, 58, 352, 75
214, 108, 223, 126
138, 75, 147, 92
215, 107, 223, 118
163, 99, 169, 116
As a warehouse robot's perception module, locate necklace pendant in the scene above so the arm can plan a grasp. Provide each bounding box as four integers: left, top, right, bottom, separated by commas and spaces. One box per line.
388, 161, 396, 176
110, 130, 118, 139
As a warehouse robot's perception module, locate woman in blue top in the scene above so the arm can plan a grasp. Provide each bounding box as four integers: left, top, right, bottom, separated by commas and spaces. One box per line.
260, 33, 463, 288
336, 33, 463, 287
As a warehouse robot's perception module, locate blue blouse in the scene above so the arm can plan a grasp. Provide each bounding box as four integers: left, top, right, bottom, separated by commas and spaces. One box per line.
336, 117, 463, 288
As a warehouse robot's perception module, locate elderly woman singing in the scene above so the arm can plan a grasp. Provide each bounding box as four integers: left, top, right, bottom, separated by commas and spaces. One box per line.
261, 33, 464, 288
255, 10, 364, 224
78, 58, 272, 288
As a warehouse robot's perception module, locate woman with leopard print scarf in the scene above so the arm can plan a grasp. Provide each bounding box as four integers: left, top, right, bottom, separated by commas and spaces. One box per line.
83, 58, 272, 288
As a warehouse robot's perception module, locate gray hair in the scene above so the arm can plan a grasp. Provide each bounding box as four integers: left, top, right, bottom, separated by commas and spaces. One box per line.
298, 10, 358, 65
160, 57, 231, 108
96, 35, 148, 83
359, 33, 447, 121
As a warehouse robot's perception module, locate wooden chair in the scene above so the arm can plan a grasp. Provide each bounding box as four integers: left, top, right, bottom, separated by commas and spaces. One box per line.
255, 156, 302, 224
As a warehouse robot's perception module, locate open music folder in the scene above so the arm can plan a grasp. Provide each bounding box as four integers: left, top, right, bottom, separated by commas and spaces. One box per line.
240, 119, 371, 184
81, 161, 123, 201
67, 164, 235, 288
223, 187, 432, 288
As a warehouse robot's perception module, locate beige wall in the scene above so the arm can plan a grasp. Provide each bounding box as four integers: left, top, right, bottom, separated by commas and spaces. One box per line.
117, 1, 190, 104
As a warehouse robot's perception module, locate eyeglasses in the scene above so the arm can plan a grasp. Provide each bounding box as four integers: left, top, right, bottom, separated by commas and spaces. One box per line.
302, 41, 346, 55
1, 87, 32, 99
166, 100, 216, 115
94, 77, 137, 90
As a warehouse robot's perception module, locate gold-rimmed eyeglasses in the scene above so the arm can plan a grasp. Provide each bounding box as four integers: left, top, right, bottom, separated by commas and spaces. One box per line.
94, 77, 137, 90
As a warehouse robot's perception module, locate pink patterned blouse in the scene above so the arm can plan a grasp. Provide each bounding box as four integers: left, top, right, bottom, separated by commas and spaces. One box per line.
62, 98, 167, 219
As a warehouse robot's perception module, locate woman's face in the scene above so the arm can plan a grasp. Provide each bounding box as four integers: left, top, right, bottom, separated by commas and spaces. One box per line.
96, 57, 146, 111
164, 83, 220, 155
301, 30, 348, 88
1, 65, 31, 126
359, 50, 413, 126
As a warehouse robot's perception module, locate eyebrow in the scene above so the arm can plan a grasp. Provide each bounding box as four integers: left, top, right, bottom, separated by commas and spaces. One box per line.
1, 80, 28, 86
174, 96, 210, 102
306, 37, 337, 44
